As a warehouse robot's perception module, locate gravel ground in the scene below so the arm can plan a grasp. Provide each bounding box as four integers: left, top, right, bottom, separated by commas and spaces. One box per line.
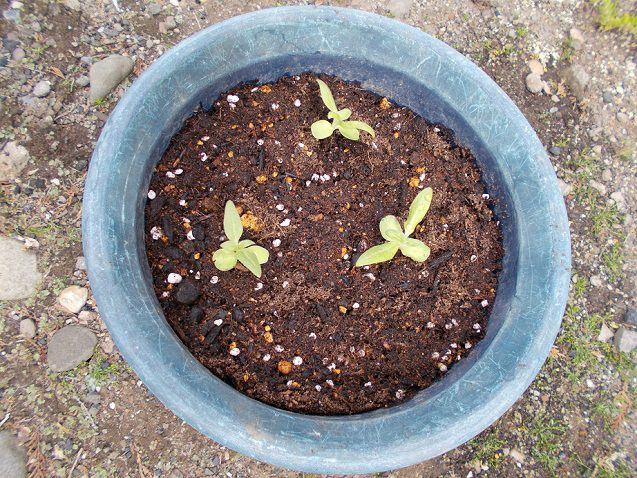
0, 1, 635, 477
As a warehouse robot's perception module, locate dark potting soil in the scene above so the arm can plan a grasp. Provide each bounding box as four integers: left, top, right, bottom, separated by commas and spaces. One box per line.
144, 73, 503, 415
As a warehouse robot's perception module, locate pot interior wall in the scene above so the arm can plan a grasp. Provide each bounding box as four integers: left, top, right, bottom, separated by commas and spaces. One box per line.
138, 53, 518, 394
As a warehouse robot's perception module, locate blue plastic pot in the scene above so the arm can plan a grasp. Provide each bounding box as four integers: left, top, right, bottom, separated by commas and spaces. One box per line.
83, 6, 571, 474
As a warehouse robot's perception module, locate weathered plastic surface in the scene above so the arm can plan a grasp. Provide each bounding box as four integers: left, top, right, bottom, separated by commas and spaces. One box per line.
83, 6, 571, 474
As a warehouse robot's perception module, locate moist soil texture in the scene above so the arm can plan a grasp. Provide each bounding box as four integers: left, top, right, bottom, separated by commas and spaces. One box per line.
144, 73, 503, 415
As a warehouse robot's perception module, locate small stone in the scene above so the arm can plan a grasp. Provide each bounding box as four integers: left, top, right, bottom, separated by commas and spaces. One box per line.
19, 318, 36, 339
0, 431, 26, 478
174, 280, 200, 304
0, 141, 30, 182
280, 218, 291, 227
272, 238, 281, 248
509, 449, 525, 464
569, 28, 584, 50
148, 3, 161, 15
528, 59, 544, 75
11, 47, 24, 61
278, 361, 292, 374
159, 16, 177, 33
32, 80, 51, 97
558, 178, 572, 197
76, 75, 89, 87
167, 273, 182, 284
386, 0, 414, 19
610, 191, 625, 205
597, 323, 614, 343
614, 328, 637, 353
169, 470, 184, 478
590, 275, 603, 287
562, 64, 590, 101
47, 325, 97, 372
78, 310, 97, 323
602, 91, 613, 104
101, 337, 114, 354
0, 237, 41, 300
89, 55, 134, 102
601, 169, 612, 182
57, 285, 88, 313
549, 146, 562, 156
589, 180, 607, 196
292, 356, 303, 366
624, 309, 637, 326
525, 73, 544, 94
616, 112, 628, 123
63, 0, 81, 10
75, 256, 87, 271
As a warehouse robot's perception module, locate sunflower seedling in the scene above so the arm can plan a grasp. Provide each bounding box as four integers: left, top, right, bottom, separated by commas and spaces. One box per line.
212, 201, 269, 277
355, 187, 433, 267
311, 79, 375, 141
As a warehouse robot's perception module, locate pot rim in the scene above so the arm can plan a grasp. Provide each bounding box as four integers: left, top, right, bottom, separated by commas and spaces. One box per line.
83, 6, 571, 474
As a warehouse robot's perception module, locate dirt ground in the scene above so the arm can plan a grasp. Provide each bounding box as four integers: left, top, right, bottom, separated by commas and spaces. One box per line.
0, 1, 635, 477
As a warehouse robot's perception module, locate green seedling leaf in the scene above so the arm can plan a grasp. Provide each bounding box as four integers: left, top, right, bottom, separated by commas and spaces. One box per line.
237, 248, 262, 278
379, 215, 404, 242
311, 120, 335, 139
311, 80, 376, 141
404, 187, 433, 236
223, 200, 243, 242
220, 240, 237, 251
328, 108, 352, 122
347, 120, 375, 138
317, 79, 338, 112
247, 245, 269, 264
213, 248, 237, 271
355, 186, 434, 268
213, 200, 270, 277
399, 238, 431, 262
338, 123, 360, 141
355, 242, 400, 267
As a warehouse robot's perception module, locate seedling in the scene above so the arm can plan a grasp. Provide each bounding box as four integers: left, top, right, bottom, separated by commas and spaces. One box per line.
311, 79, 375, 141
212, 201, 269, 277
355, 187, 433, 267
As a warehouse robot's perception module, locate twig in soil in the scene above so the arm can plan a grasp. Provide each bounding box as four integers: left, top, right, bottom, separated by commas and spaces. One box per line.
611, 384, 633, 431
428, 250, 454, 269
133, 443, 152, 478
190, 212, 216, 225
26, 429, 48, 478
72, 397, 97, 430
258, 149, 265, 170
427, 250, 453, 295
67, 447, 83, 478
0, 412, 9, 428
278, 172, 302, 181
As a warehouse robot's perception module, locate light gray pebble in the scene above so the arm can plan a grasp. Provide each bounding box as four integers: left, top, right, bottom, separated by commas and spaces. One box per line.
525, 73, 544, 94
601, 169, 612, 182
12, 47, 24, 61
76, 75, 89, 87
32, 80, 51, 98
47, 325, 97, 372
614, 328, 637, 353
19, 318, 36, 339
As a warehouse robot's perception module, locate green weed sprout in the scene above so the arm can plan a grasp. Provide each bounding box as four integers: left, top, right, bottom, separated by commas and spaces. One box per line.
311, 79, 375, 141
355, 187, 433, 267
212, 201, 269, 277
